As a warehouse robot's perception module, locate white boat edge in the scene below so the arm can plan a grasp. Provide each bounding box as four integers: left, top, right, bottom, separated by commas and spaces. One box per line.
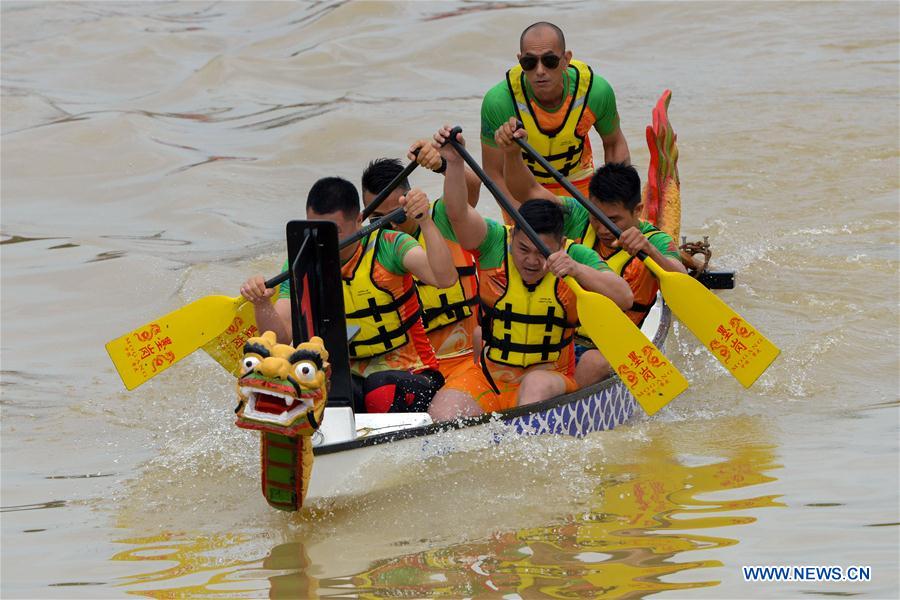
303, 297, 670, 504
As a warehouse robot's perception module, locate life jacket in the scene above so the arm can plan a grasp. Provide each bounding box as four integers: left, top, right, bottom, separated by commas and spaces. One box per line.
569, 225, 669, 341
481, 230, 577, 368
342, 231, 421, 359
506, 59, 594, 186
413, 214, 479, 333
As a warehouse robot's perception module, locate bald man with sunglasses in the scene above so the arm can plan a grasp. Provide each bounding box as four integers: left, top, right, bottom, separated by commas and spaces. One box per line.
481, 22, 631, 218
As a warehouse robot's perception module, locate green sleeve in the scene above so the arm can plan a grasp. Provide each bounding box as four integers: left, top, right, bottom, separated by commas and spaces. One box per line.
475, 219, 509, 270
586, 75, 620, 137
376, 230, 419, 275
560, 196, 591, 241
430, 198, 458, 243
278, 258, 291, 298
480, 80, 516, 148
642, 225, 682, 260
567, 242, 611, 272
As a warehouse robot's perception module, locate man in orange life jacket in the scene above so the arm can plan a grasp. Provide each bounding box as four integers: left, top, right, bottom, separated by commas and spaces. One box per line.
480, 21, 631, 219
426, 125, 633, 421
239, 176, 458, 413
494, 119, 687, 387
360, 141, 484, 393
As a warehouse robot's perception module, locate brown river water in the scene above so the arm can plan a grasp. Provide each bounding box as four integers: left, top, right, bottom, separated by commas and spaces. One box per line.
1, 1, 898, 598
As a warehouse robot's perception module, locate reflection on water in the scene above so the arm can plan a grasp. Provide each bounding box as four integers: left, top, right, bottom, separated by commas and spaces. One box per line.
111, 424, 782, 599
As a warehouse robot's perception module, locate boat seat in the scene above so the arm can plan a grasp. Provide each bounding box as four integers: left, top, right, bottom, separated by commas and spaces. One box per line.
314, 408, 433, 446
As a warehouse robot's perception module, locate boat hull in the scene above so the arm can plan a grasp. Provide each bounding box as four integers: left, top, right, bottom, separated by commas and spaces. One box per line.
303, 301, 672, 504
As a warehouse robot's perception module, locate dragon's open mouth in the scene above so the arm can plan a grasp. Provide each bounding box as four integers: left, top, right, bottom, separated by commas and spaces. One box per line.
238, 385, 318, 426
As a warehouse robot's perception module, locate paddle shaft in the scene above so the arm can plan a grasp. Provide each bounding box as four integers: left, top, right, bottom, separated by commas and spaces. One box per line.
262, 206, 407, 289
512, 134, 651, 262
445, 128, 552, 258
341, 206, 406, 249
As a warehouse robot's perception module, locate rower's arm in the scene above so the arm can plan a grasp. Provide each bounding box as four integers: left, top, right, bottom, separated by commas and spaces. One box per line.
399, 189, 458, 289
573, 267, 633, 310
464, 165, 483, 208
494, 117, 556, 204
256, 298, 293, 344
240, 276, 293, 343
549, 246, 632, 310
600, 126, 631, 166
435, 127, 488, 251
648, 246, 688, 274
615, 227, 688, 275
482, 142, 518, 223
409, 139, 482, 208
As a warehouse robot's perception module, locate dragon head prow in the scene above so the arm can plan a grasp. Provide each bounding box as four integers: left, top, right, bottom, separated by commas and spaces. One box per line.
235, 331, 329, 436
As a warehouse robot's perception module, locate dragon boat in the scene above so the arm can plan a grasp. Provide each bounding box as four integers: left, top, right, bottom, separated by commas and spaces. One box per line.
230, 91, 735, 511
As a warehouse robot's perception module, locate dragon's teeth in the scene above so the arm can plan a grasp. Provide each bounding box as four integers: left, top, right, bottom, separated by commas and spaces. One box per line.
285, 396, 294, 407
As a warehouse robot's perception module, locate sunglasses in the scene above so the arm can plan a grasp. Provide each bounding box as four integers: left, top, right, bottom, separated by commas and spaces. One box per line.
519, 53, 562, 71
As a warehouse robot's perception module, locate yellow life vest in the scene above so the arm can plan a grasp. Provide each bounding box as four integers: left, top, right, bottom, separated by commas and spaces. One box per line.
413, 217, 479, 333
506, 59, 594, 186
482, 234, 575, 367
342, 231, 420, 359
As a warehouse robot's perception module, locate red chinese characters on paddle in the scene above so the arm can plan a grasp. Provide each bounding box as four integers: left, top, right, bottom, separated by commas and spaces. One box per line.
124, 323, 176, 376
708, 317, 762, 373
205, 315, 259, 367
616, 344, 680, 400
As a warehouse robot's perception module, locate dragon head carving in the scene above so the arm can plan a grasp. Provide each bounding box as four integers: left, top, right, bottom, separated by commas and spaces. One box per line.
235, 331, 329, 437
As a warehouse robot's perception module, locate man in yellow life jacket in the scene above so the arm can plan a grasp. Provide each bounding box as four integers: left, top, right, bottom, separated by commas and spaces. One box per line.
494, 120, 687, 388
239, 176, 459, 413
480, 21, 631, 220
360, 142, 483, 392
426, 125, 633, 421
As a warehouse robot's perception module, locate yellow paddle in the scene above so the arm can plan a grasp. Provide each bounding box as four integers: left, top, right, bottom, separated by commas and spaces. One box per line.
445, 128, 688, 415
107, 202, 409, 390
513, 134, 780, 388
105, 272, 287, 390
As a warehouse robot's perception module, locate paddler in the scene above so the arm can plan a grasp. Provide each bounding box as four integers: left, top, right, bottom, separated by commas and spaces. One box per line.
360, 141, 484, 391
426, 125, 633, 421
480, 21, 631, 219
494, 119, 687, 387
239, 176, 458, 413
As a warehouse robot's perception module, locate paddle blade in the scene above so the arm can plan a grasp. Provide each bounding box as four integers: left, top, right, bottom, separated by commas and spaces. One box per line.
657, 270, 780, 387
202, 300, 261, 376
105, 295, 244, 390
568, 278, 689, 415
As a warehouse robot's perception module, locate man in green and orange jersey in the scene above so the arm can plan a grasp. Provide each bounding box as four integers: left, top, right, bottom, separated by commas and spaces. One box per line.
239, 176, 458, 413
494, 119, 687, 387
480, 21, 630, 219
360, 142, 484, 391
426, 125, 633, 421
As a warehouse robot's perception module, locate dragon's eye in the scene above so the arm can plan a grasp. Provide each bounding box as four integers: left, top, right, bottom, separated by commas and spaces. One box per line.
294, 361, 318, 383
242, 356, 261, 374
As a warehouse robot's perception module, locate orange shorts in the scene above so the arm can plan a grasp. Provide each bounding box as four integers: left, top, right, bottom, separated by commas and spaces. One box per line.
442, 361, 578, 414
436, 352, 476, 382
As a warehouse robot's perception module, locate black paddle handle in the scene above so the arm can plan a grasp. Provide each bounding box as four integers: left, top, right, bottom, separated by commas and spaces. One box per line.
262, 206, 406, 288
445, 126, 552, 258
265, 271, 290, 288
361, 150, 420, 220
511, 124, 650, 261
340, 206, 405, 249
